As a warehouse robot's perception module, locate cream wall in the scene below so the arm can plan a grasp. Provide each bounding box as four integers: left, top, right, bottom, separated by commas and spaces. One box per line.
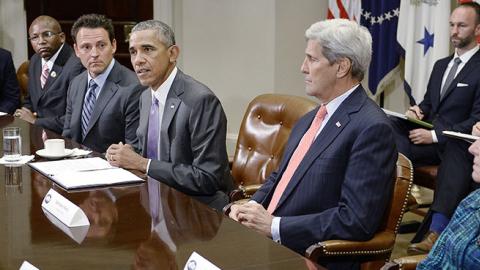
1, 0, 413, 154
0, 0, 28, 69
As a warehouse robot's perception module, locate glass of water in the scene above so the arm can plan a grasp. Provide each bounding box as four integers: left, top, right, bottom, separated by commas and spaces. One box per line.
3, 127, 22, 161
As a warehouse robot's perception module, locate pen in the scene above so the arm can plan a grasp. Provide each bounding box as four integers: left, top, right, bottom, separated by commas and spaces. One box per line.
408, 108, 421, 119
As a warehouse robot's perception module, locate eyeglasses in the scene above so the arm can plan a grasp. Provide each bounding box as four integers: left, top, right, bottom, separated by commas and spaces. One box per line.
29, 31, 61, 42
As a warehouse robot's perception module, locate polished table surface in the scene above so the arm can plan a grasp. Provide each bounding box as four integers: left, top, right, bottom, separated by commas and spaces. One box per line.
0, 116, 323, 270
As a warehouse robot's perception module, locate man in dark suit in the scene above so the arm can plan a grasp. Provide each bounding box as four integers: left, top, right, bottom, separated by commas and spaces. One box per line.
105, 20, 233, 210
390, 2, 480, 255
228, 19, 397, 269
15, 16, 84, 133
63, 14, 144, 153
0, 48, 20, 114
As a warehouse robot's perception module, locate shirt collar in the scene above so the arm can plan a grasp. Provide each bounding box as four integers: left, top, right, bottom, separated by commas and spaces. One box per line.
41, 43, 64, 70
88, 58, 116, 92
323, 84, 359, 116
151, 66, 178, 105
455, 45, 479, 64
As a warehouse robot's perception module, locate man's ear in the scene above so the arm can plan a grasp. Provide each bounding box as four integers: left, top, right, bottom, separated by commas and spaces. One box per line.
169, 45, 180, 63
336, 57, 352, 78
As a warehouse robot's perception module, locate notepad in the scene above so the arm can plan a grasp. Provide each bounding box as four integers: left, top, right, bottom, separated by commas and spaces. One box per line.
29, 157, 144, 189
442, 131, 480, 143
383, 108, 434, 129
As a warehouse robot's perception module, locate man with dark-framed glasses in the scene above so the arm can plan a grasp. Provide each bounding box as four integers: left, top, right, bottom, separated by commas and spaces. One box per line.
15, 15, 84, 134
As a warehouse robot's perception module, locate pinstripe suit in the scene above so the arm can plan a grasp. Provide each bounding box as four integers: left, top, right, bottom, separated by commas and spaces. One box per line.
252, 86, 397, 268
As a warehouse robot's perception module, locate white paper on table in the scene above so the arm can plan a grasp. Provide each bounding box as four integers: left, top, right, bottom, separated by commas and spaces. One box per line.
184, 252, 221, 270
19, 261, 39, 270
41, 189, 89, 227
29, 157, 144, 189
42, 208, 89, 244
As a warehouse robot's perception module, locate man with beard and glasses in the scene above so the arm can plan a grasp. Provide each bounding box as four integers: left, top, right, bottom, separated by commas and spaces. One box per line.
390, 2, 480, 255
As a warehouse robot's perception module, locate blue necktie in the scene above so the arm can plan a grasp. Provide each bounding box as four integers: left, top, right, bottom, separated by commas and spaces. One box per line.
147, 97, 160, 159
81, 79, 98, 139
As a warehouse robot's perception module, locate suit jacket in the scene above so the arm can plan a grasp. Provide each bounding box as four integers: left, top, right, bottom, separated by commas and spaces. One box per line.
0, 48, 20, 114
419, 51, 480, 145
137, 69, 233, 210
63, 60, 144, 153
24, 44, 84, 133
251, 86, 397, 258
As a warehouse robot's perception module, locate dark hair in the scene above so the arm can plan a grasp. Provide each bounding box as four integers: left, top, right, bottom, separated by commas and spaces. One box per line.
71, 14, 115, 43
459, 1, 480, 25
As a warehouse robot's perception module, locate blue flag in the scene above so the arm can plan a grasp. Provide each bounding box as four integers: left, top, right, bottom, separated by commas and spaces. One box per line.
360, 0, 400, 96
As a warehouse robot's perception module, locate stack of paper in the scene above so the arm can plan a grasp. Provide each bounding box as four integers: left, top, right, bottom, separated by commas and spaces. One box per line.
29, 157, 144, 189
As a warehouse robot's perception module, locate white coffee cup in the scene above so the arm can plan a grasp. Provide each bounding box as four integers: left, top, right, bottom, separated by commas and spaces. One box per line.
44, 139, 65, 156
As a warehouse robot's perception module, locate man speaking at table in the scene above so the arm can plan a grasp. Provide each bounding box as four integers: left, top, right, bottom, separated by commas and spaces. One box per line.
228, 19, 397, 269
106, 20, 233, 210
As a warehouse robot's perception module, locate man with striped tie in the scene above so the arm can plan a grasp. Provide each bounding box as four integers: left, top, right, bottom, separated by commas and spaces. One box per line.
15, 16, 84, 134
228, 19, 397, 270
63, 14, 144, 153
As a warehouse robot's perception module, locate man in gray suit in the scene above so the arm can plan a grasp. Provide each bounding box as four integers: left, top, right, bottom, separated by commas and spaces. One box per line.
63, 14, 144, 153
15, 16, 84, 133
106, 20, 233, 210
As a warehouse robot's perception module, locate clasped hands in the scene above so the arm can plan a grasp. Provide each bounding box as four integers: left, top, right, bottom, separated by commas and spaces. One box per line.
105, 143, 148, 172
14, 107, 37, 124
406, 105, 433, 144
229, 201, 273, 238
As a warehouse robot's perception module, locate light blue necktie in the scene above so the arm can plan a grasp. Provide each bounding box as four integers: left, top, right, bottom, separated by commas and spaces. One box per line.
81, 79, 98, 139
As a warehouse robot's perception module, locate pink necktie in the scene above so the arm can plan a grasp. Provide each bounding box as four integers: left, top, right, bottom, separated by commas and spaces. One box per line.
40, 63, 49, 89
267, 105, 327, 213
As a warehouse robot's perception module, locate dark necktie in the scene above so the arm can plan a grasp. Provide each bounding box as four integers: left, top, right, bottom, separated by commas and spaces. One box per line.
147, 97, 160, 159
81, 79, 98, 139
440, 57, 461, 99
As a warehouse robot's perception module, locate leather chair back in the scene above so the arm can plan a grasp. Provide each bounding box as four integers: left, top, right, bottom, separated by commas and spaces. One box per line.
231, 94, 317, 188
16, 60, 29, 102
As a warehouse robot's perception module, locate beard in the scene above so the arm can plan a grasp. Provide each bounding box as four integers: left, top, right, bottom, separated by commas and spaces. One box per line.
451, 34, 475, 49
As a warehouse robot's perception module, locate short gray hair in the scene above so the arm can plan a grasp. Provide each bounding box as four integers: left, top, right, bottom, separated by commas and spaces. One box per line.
131, 20, 176, 47
305, 19, 372, 81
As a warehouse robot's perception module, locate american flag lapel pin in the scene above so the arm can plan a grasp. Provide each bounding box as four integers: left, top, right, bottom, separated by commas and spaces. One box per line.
336, 121, 341, 127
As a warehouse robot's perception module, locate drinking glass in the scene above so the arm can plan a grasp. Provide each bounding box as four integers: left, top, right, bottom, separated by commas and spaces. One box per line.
3, 127, 22, 161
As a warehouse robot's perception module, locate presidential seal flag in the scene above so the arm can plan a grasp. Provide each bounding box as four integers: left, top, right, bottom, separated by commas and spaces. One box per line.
397, 0, 451, 105
360, 0, 401, 96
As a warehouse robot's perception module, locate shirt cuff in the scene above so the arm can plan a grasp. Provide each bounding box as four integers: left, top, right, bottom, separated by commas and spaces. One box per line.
146, 159, 152, 174
431, 130, 438, 143
271, 216, 281, 243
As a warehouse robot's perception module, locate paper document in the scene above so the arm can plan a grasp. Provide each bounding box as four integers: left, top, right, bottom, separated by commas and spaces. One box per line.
442, 131, 480, 143
29, 157, 144, 189
382, 108, 434, 129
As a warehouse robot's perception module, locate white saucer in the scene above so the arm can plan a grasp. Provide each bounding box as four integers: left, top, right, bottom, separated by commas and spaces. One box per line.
36, 149, 74, 159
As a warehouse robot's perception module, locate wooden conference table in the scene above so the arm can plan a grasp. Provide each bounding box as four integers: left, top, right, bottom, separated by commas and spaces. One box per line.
0, 116, 323, 270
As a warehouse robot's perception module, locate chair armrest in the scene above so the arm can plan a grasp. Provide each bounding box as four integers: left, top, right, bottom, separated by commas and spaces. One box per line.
305, 231, 395, 261
393, 255, 427, 270
229, 184, 263, 201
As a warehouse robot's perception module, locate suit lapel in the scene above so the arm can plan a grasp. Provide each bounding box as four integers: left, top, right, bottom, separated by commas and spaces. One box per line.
85, 62, 120, 137
41, 45, 71, 92
273, 87, 365, 212
440, 51, 480, 103
160, 72, 183, 161
72, 73, 88, 139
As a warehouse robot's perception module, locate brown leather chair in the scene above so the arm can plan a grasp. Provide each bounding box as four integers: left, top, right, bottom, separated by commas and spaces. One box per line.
306, 153, 414, 270
229, 93, 317, 201
16, 60, 29, 102
413, 166, 437, 190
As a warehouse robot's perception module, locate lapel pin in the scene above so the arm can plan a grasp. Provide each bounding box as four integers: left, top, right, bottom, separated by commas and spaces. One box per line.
50, 71, 57, 78
336, 121, 341, 127
170, 104, 175, 109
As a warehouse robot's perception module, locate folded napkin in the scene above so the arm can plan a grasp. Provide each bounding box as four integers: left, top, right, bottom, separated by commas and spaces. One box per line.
0, 155, 35, 165
70, 148, 92, 157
